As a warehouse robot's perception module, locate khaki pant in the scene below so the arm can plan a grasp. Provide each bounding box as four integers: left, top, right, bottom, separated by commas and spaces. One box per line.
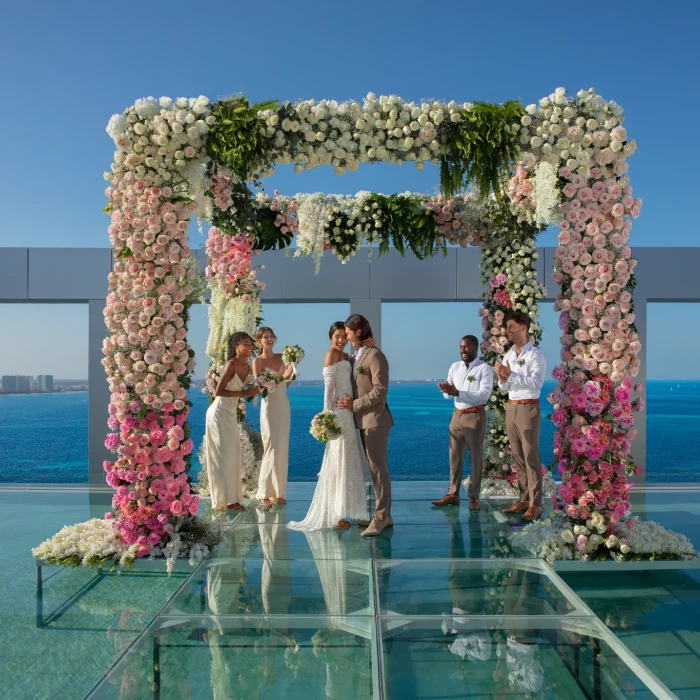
361, 427, 391, 521
448, 408, 486, 499
505, 403, 542, 507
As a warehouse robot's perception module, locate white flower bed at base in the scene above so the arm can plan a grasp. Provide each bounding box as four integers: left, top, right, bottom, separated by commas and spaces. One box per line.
33, 515, 231, 573
464, 472, 557, 498
513, 513, 697, 563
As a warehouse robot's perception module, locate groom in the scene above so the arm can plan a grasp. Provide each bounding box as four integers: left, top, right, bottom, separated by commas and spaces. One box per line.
336, 314, 393, 536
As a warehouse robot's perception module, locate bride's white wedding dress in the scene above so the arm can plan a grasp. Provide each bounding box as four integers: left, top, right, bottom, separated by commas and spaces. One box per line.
288, 360, 368, 530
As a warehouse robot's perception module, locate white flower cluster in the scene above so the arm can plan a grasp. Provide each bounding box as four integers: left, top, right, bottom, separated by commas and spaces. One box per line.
204, 291, 260, 396
464, 475, 556, 498
512, 515, 576, 563
259, 94, 473, 174
516, 88, 630, 182
614, 520, 696, 560
33, 519, 140, 569
533, 162, 561, 225
105, 95, 214, 192
514, 512, 697, 562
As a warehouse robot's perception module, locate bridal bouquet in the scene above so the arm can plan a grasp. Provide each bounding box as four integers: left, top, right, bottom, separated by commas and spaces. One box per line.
310, 411, 342, 443
283, 345, 305, 379
255, 368, 284, 398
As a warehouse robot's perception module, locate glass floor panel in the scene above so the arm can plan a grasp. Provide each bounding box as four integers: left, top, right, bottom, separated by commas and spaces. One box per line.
376, 559, 585, 617
207, 523, 373, 561
5, 484, 698, 698
370, 522, 531, 560
161, 558, 372, 618
563, 568, 700, 699
378, 616, 674, 699
85, 616, 375, 700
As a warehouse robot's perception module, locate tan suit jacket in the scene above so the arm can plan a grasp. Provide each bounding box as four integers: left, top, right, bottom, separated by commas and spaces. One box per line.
351, 346, 394, 429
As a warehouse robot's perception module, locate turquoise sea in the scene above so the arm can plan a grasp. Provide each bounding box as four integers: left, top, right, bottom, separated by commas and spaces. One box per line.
0, 380, 698, 483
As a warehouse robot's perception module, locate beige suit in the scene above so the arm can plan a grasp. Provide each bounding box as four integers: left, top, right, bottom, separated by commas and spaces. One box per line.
351, 347, 393, 521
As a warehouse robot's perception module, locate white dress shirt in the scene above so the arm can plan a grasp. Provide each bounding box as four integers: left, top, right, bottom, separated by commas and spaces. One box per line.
443, 358, 493, 409
497, 342, 546, 400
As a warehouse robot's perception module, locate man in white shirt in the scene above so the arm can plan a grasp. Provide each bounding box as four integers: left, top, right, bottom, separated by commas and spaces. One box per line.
494, 312, 546, 521
434, 335, 493, 510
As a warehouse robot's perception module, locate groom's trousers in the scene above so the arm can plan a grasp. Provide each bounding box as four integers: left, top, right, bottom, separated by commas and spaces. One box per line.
361, 427, 392, 521
448, 407, 486, 499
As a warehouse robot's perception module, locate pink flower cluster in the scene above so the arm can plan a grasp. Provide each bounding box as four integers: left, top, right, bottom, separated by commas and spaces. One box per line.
550, 148, 644, 536
426, 196, 484, 247
508, 163, 535, 214
481, 276, 511, 357
103, 172, 200, 556
204, 227, 264, 301
258, 190, 298, 237
211, 170, 236, 212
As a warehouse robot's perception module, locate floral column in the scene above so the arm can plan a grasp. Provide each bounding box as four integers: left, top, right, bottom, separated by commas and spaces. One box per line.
101, 97, 212, 556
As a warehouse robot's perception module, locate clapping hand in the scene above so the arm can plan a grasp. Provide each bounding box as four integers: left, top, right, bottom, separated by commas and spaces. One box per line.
438, 380, 458, 397
336, 394, 353, 410
282, 364, 295, 380
494, 359, 511, 383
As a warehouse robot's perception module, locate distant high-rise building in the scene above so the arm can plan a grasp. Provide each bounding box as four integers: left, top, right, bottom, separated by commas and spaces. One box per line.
36, 375, 54, 392
1, 375, 32, 393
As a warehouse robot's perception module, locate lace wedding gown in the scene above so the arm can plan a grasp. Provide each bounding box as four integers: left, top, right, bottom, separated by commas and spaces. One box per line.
288, 360, 368, 530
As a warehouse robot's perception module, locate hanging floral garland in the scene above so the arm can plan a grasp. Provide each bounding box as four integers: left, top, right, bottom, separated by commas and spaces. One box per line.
463, 201, 554, 497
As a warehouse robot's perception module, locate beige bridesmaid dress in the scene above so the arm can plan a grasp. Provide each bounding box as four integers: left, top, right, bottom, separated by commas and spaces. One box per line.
256, 370, 291, 500
205, 373, 243, 509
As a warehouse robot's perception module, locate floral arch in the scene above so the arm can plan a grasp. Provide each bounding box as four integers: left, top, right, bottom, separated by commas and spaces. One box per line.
33, 88, 694, 569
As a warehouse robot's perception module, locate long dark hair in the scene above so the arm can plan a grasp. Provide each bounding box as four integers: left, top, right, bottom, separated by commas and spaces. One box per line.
227, 331, 253, 361
328, 321, 346, 339
345, 313, 373, 339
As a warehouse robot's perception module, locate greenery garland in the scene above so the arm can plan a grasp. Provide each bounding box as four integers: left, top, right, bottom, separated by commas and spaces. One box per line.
439, 101, 525, 199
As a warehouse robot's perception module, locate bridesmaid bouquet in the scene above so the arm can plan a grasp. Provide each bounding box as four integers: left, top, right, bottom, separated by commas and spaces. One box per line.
255, 368, 284, 398
310, 411, 342, 443
282, 345, 305, 379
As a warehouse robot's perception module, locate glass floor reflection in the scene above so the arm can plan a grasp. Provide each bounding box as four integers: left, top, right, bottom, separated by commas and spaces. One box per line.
3, 483, 700, 698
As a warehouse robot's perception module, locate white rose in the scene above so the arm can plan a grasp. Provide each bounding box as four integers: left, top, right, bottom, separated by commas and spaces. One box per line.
521, 115, 532, 126
605, 535, 619, 549
526, 104, 537, 115
610, 139, 623, 152
620, 543, 631, 554
415, 161, 425, 171
450, 112, 461, 122
560, 529, 575, 544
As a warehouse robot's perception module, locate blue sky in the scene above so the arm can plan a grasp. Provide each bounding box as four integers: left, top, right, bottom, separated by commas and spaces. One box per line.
1, 0, 699, 379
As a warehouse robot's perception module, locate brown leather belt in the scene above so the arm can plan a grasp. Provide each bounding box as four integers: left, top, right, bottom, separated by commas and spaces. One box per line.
509, 399, 539, 405
455, 405, 485, 414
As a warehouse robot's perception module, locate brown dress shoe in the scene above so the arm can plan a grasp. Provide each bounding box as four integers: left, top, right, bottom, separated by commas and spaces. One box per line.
503, 500, 529, 514
431, 495, 460, 506
521, 506, 543, 521
469, 498, 480, 510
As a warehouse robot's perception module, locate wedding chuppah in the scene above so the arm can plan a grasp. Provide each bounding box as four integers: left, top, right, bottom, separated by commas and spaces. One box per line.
32, 87, 696, 575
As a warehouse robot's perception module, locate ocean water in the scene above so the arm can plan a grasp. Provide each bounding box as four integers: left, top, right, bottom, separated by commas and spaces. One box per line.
0, 381, 698, 483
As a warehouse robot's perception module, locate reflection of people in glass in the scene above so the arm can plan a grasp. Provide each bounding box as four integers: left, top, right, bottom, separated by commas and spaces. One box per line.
312, 628, 371, 700
258, 507, 292, 616
442, 510, 492, 670
205, 527, 276, 699
493, 568, 544, 694
305, 528, 372, 700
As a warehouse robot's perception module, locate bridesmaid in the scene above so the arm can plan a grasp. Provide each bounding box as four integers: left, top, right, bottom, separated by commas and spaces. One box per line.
253, 326, 294, 507
205, 331, 261, 511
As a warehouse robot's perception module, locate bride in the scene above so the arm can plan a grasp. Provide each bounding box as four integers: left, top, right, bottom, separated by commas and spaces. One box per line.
288, 322, 369, 531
